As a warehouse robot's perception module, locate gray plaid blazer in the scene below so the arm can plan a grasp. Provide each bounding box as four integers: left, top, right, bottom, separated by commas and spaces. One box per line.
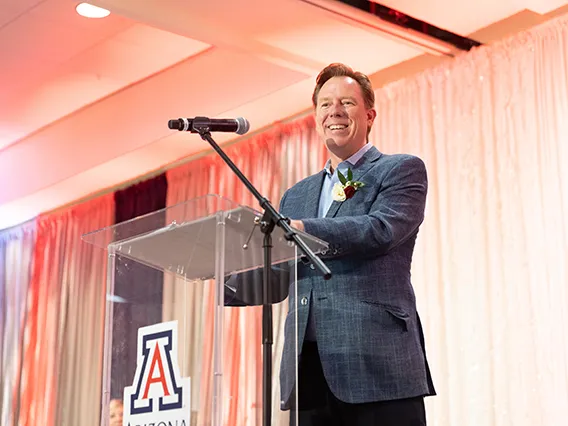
278, 146, 436, 409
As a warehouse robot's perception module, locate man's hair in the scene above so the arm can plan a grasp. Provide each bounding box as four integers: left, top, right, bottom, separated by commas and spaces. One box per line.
311, 63, 375, 110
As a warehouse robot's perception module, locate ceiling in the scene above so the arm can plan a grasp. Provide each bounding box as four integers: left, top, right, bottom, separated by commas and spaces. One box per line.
0, 0, 566, 230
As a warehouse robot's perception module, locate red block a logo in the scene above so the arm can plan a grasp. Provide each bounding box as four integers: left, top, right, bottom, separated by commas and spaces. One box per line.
123, 321, 191, 424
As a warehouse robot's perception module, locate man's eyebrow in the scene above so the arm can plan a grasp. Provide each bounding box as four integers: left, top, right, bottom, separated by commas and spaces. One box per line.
318, 96, 357, 102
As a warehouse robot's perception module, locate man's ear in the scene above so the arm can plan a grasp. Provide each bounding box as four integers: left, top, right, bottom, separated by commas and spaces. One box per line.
367, 108, 377, 124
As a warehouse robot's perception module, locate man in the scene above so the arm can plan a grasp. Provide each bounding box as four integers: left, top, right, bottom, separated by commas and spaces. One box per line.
278, 63, 436, 425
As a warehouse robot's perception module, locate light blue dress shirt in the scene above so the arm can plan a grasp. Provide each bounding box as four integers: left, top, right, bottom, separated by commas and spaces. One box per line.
305, 143, 374, 341
317, 143, 374, 218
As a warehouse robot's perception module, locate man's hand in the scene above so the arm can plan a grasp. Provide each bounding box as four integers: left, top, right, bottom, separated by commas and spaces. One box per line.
290, 219, 305, 232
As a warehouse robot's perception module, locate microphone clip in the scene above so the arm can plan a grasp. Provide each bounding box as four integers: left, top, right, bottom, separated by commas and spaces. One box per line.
190, 116, 211, 135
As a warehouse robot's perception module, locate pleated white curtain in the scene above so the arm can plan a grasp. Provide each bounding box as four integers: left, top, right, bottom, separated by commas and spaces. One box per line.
371, 14, 568, 426
0, 221, 36, 426
15, 194, 114, 426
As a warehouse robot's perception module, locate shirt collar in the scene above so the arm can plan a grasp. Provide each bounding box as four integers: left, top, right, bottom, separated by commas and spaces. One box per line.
323, 143, 374, 176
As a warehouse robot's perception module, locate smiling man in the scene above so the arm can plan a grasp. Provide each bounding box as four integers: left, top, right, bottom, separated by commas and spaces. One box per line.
278, 63, 436, 425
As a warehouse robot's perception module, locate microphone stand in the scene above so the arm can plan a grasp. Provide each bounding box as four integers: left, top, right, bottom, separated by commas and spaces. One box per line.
190, 117, 331, 426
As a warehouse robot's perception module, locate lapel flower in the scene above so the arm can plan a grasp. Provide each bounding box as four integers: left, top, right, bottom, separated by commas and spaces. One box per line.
331, 168, 365, 202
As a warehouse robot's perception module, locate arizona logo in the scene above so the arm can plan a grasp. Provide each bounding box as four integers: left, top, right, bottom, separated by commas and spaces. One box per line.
123, 321, 191, 426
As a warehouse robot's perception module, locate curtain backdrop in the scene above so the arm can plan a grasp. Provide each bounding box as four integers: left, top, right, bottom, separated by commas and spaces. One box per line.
371, 14, 568, 426
164, 12, 568, 426
15, 194, 114, 426
0, 221, 36, 426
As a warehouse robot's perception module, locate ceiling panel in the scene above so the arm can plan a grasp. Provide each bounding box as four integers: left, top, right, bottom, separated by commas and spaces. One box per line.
0, 0, 44, 27
0, 0, 131, 93
258, 19, 422, 74
379, 0, 568, 35
0, 25, 210, 149
0, 47, 309, 206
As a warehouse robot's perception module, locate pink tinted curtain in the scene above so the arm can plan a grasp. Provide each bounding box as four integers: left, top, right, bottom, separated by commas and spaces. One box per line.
16, 194, 114, 426
0, 221, 36, 426
371, 13, 568, 426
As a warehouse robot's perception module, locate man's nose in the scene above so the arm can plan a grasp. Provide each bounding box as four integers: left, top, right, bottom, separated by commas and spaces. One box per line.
329, 102, 346, 116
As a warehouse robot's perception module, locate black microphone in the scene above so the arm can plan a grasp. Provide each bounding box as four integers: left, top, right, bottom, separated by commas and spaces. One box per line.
168, 116, 250, 135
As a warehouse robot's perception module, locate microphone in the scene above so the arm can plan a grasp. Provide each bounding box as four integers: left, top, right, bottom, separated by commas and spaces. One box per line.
168, 116, 250, 135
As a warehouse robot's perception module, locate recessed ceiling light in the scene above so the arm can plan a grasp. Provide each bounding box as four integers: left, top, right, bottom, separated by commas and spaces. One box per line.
76, 3, 110, 18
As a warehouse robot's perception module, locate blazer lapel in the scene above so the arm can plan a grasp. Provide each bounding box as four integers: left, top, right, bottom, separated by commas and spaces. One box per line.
325, 146, 382, 218
303, 170, 326, 218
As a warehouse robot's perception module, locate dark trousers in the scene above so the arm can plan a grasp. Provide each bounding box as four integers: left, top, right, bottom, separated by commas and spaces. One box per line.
292, 342, 427, 426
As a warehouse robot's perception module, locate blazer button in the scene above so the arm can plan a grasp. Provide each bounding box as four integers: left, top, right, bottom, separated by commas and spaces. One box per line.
300, 296, 308, 306
309, 264, 315, 270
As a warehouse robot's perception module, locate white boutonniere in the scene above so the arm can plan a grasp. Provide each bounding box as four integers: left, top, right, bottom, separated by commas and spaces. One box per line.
331, 168, 365, 202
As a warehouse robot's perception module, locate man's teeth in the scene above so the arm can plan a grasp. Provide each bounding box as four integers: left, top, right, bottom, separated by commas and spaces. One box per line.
329, 125, 347, 130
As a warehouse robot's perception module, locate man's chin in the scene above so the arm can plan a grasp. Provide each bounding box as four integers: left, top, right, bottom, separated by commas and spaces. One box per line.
325, 136, 352, 147
325, 136, 358, 152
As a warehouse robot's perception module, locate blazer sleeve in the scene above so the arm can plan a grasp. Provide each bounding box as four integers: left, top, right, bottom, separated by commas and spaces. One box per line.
301, 155, 427, 257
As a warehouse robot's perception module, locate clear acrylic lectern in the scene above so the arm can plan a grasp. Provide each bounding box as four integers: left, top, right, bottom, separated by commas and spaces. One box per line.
82, 194, 328, 426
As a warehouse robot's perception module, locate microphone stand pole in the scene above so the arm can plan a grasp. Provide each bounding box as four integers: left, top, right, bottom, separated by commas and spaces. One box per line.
190, 118, 331, 426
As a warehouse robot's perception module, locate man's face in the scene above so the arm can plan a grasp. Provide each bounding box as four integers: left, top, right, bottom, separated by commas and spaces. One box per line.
315, 76, 376, 160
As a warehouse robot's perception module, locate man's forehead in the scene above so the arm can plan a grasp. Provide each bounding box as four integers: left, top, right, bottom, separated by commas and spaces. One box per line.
318, 76, 362, 98
321, 76, 357, 89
